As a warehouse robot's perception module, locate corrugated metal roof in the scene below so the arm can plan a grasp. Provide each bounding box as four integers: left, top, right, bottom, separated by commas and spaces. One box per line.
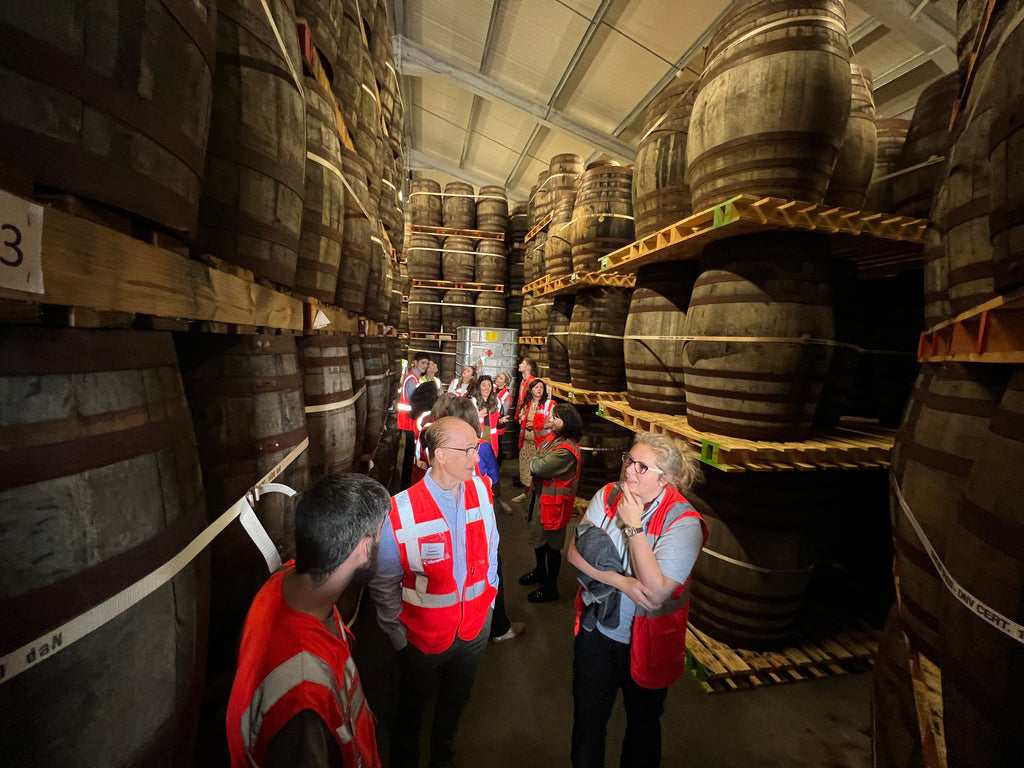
388, 0, 958, 202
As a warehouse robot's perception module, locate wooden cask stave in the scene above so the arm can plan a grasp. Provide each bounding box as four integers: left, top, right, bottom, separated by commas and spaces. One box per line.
296, 76, 345, 303
682, 232, 835, 441
0, 327, 208, 768
298, 335, 358, 476
632, 77, 697, 238
687, 0, 851, 211
442, 289, 476, 333
689, 471, 838, 648
624, 262, 698, 414
443, 181, 476, 230
176, 332, 310, 677
475, 293, 507, 327
889, 362, 1011, 662
546, 296, 576, 383
567, 287, 631, 391
476, 239, 508, 285
824, 64, 877, 209
0, 0, 216, 237
939, 368, 1024, 765
442, 235, 477, 283
570, 164, 635, 274
198, 0, 306, 287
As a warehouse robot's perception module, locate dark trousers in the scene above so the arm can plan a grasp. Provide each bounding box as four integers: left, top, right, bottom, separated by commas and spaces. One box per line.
489, 554, 511, 637
390, 614, 492, 768
400, 429, 416, 489
571, 627, 669, 768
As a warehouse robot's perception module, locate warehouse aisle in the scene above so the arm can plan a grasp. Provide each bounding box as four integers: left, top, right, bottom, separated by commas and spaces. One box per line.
353, 460, 874, 767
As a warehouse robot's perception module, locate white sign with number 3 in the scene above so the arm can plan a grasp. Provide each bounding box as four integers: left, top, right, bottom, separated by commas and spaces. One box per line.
0, 189, 44, 295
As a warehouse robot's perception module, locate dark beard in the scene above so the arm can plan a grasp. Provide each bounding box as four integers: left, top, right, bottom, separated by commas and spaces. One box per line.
351, 539, 380, 585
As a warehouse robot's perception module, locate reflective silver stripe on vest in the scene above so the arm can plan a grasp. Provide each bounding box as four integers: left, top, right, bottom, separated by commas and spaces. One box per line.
242, 651, 342, 755
393, 490, 459, 606
465, 580, 488, 600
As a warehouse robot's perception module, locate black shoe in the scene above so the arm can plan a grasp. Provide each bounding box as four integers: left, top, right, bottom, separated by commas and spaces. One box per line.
528, 585, 559, 603
512, 478, 525, 488
518, 569, 546, 586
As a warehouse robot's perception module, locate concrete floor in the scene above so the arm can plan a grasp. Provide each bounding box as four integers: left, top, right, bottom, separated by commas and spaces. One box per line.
352, 458, 875, 767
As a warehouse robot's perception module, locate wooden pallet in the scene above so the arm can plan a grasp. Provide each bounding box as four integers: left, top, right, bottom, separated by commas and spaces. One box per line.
409, 278, 505, 293
686, 621, 880, 694
524, 211, 553, 244
599, 195, 925, 275
545, 379, 628, 406
523, 270, 636, 297
408, 224, 505, 241
596, 400, 893, 472
519, 336, 546, 345
0, 202, 360, 334
918, 286, 1024, 363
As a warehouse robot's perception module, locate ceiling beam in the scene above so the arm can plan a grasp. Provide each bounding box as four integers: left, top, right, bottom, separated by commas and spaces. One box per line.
851, 0, 956, 71
547, 0, 617, 108
458, 0, 507, 170
393, 34, 636, 161
406, 147, 512, 192
611, 3, 731, 139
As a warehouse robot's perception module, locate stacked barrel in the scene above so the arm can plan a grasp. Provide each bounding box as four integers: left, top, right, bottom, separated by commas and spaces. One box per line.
0, 2, 407, 764
403, 176, 512, 380
874, 3, 1024, 765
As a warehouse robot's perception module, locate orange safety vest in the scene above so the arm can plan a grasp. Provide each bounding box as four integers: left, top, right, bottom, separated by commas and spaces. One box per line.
574, 482, 708, 690
390, 475, 497, 653
227, 563, 380, 768
397, 370, 420, 431
518, 398, 554, 449
538, 438, 581, 530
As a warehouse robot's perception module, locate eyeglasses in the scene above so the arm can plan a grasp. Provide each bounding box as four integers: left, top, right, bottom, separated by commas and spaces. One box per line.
439, 444, 480, 457
621, 453, 664, 476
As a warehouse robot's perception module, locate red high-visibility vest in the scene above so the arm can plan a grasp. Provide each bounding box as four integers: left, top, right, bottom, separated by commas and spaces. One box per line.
538, 438, 582, 530
390, 475, 497, 653
495, 387, 511, 436
397, 370, 420, 430
575, 482, 708, 689
515, 373, 535, 417
518, 398, 554, 449
227, 563, 380, 768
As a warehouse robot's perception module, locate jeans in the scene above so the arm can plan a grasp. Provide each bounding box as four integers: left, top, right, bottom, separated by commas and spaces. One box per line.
571, 627, 668, 768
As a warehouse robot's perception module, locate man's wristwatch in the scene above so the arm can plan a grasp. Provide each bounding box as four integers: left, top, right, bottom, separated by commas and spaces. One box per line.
622, 526, 643, 538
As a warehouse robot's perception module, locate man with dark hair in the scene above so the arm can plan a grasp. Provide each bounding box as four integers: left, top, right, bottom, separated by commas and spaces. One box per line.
399, 353, 432, 488
227, 474, 391, 768
369, 416, 499, 768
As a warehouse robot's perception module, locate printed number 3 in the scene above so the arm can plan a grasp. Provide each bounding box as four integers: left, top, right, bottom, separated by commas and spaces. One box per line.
1, 223, 24, 267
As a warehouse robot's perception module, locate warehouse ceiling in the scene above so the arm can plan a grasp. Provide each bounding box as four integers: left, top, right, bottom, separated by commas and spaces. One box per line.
385, 0, 957, 203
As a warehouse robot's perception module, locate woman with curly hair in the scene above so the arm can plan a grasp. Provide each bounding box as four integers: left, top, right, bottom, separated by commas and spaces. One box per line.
567, 433, 708, 768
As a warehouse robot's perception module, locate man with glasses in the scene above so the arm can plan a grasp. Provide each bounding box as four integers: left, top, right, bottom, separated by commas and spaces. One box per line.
369, 416, 499, 768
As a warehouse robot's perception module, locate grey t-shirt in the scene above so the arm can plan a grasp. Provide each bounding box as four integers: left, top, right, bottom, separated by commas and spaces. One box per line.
580, 483, 703, 645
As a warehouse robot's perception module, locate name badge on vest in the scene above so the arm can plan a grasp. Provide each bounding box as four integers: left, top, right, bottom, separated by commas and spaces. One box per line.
421, 542, 446, 561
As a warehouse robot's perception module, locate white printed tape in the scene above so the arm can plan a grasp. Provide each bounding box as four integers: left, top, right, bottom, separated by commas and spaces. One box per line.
892, 476, 1024, 645
0, 438, 309, 686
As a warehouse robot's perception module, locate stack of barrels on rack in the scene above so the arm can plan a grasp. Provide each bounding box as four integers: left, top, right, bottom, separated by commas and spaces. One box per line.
875, 4, 1024, 766
405, 178, 510, 380
0, 0, 410, 765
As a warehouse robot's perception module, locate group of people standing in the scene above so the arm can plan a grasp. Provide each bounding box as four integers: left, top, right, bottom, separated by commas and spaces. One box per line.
226, 352, 708, 768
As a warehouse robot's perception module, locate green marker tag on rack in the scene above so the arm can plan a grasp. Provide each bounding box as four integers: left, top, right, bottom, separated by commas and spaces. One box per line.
596, 403, 605, 418
712, 195, 742, 229
567, 390, 575, 402
599, 255, 610, 271
699, 439, 721, 467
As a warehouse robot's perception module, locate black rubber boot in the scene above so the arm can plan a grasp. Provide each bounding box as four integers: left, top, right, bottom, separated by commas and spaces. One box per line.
519, 546, 548, 585
528, 548, 561, 602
